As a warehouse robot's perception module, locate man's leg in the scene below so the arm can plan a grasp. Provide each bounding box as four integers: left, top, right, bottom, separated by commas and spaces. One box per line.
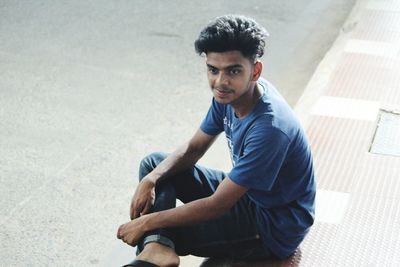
133, 152, 271, 264
174, 194, 273, 261
135, 152, 225, 253
129, 152, 181, 267
135, 152, 177, 253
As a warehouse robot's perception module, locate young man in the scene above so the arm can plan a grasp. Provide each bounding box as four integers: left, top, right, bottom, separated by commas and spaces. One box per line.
117, 15, 316, 267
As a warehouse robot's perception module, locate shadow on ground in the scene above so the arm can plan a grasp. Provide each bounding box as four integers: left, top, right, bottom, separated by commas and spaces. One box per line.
199, 248, 301, 267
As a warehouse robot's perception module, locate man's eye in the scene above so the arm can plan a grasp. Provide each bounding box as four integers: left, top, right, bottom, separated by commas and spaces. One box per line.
230, 69, 241, 75
208, 68, 218, 74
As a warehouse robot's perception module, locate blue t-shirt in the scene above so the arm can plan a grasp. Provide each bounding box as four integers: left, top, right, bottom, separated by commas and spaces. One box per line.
200, 78, 316, 259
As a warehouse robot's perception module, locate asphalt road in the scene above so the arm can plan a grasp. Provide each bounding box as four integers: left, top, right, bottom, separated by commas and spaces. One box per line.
0, 1, 355, 266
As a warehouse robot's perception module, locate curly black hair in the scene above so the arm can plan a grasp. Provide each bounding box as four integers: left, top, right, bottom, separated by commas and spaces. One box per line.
194, 15, 269, 62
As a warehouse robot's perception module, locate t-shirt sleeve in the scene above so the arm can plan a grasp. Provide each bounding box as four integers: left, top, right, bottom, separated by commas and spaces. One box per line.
228, 123, 290, 190
200, 98, 224, 135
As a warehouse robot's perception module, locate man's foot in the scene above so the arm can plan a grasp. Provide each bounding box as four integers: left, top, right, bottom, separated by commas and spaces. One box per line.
134, 242, 180, 267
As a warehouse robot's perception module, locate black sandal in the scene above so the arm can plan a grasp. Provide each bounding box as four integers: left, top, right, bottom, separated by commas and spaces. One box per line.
122, 259, 160, 267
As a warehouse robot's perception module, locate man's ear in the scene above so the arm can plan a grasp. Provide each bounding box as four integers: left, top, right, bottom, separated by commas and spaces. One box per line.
252, 61, 263, 81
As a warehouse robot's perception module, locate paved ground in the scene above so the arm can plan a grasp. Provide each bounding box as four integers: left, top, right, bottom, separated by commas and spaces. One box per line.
292, 0, 400, 265
0, 1, 355, 266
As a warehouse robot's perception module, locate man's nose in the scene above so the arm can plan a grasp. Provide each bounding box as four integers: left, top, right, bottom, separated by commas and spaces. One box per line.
215, 72, 228, 86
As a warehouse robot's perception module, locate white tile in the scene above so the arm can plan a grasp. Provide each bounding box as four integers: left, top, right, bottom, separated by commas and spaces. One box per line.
315, 190, 351, 224
345, 39, 400, 58
312, 96, 380, 121
367, 0, 400, 12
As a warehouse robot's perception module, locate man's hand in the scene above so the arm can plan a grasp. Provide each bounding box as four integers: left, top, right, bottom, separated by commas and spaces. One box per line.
130, 178, 156, 219
117, 216, 148, 247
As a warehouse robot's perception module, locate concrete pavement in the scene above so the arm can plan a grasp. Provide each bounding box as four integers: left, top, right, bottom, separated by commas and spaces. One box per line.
0, 1, 357, 266
293, 0, 400, 265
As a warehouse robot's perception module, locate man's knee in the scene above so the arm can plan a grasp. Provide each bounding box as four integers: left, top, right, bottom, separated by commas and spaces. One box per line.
138, 152, 168, 181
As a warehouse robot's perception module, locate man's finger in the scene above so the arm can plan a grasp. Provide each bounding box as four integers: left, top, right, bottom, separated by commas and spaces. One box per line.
133, 205, 142, 219
132, 204, 138, 219
130, 205, 135, 220
127, 236, 137, 247
117, 225, 123, 239
141, 201, 152, 216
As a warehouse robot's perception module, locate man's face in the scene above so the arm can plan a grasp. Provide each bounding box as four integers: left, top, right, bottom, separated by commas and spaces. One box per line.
206, 51, 258, 105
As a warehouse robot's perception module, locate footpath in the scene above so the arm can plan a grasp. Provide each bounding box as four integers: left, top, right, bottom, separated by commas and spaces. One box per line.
292, 0, 400, 266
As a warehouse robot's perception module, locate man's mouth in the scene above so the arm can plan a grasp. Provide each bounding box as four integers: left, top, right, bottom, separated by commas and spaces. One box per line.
214, 89, 232, 98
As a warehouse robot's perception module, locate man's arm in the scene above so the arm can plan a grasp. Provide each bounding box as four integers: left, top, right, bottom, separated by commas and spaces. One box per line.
119, 177, 248, 246
144, 128, 218, 184
147, 177, 247, 227
131, 128, 218, 219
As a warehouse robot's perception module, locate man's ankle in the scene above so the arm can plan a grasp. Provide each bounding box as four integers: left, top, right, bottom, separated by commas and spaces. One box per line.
143, 242, 176, 253
137, 242, 180, 267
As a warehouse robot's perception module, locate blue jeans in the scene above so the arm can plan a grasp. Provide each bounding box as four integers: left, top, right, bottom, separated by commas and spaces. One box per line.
136, 152, 273, 260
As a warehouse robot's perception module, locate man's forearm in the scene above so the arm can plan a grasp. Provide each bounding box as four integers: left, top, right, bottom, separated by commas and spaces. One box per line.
117, 195, 229, 247
142, 175, 247, 232
143, 195, 228, 232
144, 129, 217, 185
145, 142, 202, 184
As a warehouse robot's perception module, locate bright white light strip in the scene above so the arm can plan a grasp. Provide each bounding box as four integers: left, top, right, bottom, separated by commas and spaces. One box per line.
345, 39, 400, 58
367, 0, 400, 12
315, 190, 351, 224
312, 96, 380, 121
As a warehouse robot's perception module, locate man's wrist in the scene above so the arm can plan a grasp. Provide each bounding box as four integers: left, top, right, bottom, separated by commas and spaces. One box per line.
142, 175, 157, 186
141, 213, 156, 232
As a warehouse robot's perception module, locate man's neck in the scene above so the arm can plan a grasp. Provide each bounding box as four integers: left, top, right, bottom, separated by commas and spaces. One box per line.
232, 83, 262, 119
